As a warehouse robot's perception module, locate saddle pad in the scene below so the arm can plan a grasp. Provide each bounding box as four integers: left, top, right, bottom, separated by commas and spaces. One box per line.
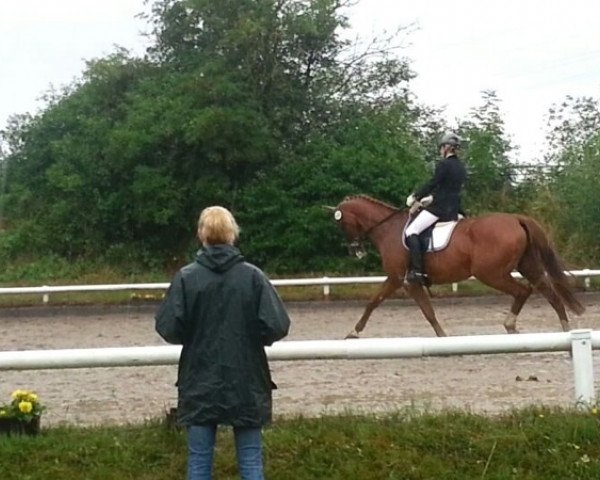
427, 221, 459, 252
403, 219, 461, 253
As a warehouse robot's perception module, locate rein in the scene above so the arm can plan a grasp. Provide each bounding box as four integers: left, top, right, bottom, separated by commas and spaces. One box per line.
363, 209, 403, 237
350, 209, 403, 249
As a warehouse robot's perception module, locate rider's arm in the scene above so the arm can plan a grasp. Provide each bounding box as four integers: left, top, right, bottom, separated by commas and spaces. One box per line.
413, 159, 449, 200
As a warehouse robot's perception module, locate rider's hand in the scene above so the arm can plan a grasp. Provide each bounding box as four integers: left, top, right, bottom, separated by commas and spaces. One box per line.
406, 194, 416, 207
409, 200, 422, 215
420, 195, 433, 206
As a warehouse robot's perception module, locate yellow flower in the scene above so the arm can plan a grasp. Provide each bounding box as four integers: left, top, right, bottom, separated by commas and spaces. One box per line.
11, 389, 26, 400
592, 407, 598, 415
18, 401, 33, 414
27, 393, 38, 403
0, 409, 7, 417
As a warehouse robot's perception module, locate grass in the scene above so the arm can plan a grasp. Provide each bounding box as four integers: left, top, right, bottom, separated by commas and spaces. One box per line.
0, 291, 165, 308
0, 283, 499, 308
0, 265, 170, 307
1, 407, 600, 479
1, 277, 593, 308
0, 271, 554, 308
0, 254, 596, 307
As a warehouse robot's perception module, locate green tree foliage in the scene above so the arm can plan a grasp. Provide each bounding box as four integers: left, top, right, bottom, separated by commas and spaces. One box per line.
458, 90, 515, 214
537, 96, 600, 263
238, 102, 426, 272
5, 1, 561, 276
545, 95, 600, 168
1, 0, 428, 273
1, 51, 164, 262
144, 0, 417, 154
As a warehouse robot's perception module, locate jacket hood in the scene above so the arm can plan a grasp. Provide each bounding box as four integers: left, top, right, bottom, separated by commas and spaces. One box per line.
196, 245, 244, 273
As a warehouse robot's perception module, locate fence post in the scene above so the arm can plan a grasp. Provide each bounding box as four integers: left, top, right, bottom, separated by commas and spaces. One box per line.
42, 286, 49, 305
570, 329, 595, 408
452, 282, 458, 293
323, 276, 330, 300
583, 269, 591, 290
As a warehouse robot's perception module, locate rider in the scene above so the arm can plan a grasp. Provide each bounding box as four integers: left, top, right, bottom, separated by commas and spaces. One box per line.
404, 132, 467, 285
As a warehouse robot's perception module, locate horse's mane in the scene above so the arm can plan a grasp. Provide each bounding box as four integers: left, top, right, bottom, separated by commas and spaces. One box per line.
343, 194, 401, 211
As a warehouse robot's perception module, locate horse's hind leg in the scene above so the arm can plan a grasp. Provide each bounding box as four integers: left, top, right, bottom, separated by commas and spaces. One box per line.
535, 281, 571, 331
476, 273, 532, 333
518, 256, 570, 332
346, 276, 401, 339
405, 283, 447, 337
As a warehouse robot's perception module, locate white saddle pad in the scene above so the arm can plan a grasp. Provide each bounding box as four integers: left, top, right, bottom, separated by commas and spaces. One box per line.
403, 218, 462, 253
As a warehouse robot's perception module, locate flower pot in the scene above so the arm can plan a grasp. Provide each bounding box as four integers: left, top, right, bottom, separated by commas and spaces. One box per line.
0, 416, 41, 436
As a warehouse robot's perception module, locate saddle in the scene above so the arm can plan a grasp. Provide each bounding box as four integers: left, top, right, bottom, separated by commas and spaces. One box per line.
402, 218, 462, 253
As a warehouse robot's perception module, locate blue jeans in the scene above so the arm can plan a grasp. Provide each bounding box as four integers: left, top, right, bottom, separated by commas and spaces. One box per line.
187, 425, 264, 480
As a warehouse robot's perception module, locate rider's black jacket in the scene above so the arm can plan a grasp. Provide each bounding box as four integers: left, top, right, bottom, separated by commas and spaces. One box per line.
414, 154, 467, 221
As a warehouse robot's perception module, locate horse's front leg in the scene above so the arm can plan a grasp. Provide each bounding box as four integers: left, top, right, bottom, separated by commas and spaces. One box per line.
405, 283, 448, 337
346, 277, 401, 339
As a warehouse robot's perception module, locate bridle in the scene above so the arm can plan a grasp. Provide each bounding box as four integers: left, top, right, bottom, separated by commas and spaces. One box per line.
347, 209, 403, 257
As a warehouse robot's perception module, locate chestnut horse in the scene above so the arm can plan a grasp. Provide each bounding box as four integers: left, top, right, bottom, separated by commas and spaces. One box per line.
330, 194, 585, 338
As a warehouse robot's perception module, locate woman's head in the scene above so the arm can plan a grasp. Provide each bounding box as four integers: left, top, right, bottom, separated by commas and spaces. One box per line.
438, 132, 463, 158
197, 206, 240, 246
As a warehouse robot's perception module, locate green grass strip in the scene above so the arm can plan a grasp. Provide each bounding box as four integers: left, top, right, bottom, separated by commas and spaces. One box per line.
2, 407, 600, 479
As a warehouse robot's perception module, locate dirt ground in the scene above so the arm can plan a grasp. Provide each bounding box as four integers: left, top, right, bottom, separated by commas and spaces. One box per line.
1, 292, 599, 427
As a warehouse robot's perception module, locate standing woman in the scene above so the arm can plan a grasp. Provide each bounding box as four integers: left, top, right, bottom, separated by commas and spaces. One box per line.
155, 206, 291, 480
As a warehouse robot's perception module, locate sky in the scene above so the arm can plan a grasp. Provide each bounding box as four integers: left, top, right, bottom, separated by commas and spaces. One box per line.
1, 0, 600, 163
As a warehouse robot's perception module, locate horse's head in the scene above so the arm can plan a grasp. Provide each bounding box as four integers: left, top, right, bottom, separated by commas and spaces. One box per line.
327, 198, 368, 258
326, 195, 401, 259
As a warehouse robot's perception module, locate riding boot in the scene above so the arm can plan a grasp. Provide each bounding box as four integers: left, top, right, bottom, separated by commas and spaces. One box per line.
405, 234, 429, 286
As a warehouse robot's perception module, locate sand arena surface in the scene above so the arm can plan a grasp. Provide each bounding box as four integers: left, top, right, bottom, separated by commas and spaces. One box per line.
1, 292, 599, 426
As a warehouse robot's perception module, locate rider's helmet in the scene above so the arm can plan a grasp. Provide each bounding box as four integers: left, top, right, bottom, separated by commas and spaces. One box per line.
438, 132, 463, 148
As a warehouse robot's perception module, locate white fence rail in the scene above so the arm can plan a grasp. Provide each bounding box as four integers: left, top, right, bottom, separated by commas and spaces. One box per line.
0, 330, 597, 407
0, 269, 599, 303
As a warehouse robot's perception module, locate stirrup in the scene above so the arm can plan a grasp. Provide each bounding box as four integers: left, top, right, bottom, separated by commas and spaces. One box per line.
405, 270, 430, 287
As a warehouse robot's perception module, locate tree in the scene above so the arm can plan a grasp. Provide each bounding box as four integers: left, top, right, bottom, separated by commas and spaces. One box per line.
538, 96, 600, 263
238, 101, 426, 272
544, 95, 600, 170
458, 91, 515, 213
0, 0, 423, 273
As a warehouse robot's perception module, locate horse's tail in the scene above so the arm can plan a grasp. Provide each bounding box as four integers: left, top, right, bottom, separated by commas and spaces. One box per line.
517, 215, 585, 315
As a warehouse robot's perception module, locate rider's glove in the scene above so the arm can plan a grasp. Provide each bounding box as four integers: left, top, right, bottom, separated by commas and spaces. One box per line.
420, 195, 433, 207
409, 200, 422, 215
406, 194, 416, 207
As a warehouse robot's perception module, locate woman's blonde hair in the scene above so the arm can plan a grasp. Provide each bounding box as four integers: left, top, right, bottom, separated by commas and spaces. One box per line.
197, 206, 240, 246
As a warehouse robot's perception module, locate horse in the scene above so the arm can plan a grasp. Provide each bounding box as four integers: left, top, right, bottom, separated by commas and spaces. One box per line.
328, 194, 585, 338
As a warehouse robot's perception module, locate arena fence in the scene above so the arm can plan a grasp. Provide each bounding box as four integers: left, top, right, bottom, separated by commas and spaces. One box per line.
0, 269, 599, 303
0, 330, 597, 407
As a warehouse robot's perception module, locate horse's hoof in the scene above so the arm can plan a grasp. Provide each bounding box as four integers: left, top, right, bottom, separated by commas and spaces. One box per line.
345, 330, 360, 339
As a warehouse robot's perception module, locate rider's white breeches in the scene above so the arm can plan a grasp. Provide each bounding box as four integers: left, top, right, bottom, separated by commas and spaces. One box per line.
405, 210, 439, 236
